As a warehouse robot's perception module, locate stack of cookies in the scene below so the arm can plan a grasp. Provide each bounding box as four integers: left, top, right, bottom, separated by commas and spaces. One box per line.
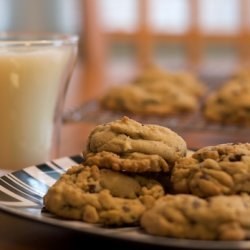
44, 117, 250, 241
101, 65, 205, 116
44, 116, 187, 226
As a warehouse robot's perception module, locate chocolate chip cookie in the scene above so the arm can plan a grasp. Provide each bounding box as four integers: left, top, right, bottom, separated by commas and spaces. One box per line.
171, 143, 250, 197
135, 70, 205, 98
84, 151, 169, 173
44, 164, 164, 226
85, 116, 187, 165
100, 83, 198, 116
204, 79, 250, 125
101, 64, 205, 116
141, 194, 250, 240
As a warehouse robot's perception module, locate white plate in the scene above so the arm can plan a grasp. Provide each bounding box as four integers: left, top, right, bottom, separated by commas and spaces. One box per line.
0, 155, 249, 250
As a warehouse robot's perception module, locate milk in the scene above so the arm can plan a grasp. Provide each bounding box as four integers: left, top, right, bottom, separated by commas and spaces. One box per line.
0, 45, 75, 169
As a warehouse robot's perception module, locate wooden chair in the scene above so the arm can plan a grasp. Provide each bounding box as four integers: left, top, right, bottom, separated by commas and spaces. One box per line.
80, 0, 250, 99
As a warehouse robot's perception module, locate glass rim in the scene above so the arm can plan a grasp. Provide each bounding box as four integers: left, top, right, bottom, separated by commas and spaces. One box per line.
0, 32, 78, 47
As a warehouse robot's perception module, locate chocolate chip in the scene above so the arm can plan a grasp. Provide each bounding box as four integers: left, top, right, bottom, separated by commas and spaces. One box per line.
192, 200, 201, 209
216, 97, 225, 104
200, 174, 210, 180
75, 168, 83, 175
168, 217, 174, 223
229, 154, 244, 162
189, 218, 197, 224
243, 201, 249, 208
122, 205, 130, 212
243, 107, 250, 113
141, 99, 159, 105
115, 98, 125, 108
88, 184, 96, 193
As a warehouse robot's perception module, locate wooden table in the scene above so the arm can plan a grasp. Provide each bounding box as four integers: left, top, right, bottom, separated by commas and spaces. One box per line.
0, 209, 156, 250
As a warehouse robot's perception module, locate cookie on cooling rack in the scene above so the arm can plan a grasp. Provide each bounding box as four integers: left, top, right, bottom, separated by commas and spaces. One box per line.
133, 64, 171, 84
100, 83, 198, 116
133, 69, 206, 98
171, 143, 250, 197
204, 79, 250, 125
133, 65, 205, 96
44, 164, 164, 226
101, 64, 205, 116
85, 116, 187, 168
141, 194, 250, 240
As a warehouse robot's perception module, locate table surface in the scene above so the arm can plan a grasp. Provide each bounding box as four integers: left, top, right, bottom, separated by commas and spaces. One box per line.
0, 209, 160, 250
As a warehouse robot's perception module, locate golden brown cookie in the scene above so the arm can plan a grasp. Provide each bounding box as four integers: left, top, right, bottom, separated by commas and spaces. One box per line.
84, 151, 169, 173
135, 70, 205, 98
171, 143, 250, 197
85, 116, 187, 165
141, 194, 250, 240
171, 71, 205, 97
204, 79, 250, 125
44, 164, 164, 226
101, 64, 204, 116
100, 84, 197, 116
133, 64, 171, 84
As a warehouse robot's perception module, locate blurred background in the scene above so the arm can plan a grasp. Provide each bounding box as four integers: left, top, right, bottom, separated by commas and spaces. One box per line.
1, 0, 250, 153
1, 0, 250, 104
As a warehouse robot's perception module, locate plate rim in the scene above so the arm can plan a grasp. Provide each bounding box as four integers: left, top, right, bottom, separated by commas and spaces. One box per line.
0, 156, 250, 249
1, 203, 250, 250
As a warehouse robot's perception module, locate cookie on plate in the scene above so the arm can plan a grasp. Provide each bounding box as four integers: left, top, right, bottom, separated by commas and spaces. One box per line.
141, 194, 250, 240
84, 151, 169, 173
44, 164, 164, 226
171, 143, 250, 197
85, 116, 187, 168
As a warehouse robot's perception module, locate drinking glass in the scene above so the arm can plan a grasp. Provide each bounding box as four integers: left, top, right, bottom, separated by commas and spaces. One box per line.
0, 33, 78, 170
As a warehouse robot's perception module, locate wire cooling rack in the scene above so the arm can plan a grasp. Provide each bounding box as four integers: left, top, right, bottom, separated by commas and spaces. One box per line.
62, 75, 250, 137
63, 99, 250, 136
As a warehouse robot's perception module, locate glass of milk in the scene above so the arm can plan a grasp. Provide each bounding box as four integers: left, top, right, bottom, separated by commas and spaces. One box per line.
0, 33, 78, 170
